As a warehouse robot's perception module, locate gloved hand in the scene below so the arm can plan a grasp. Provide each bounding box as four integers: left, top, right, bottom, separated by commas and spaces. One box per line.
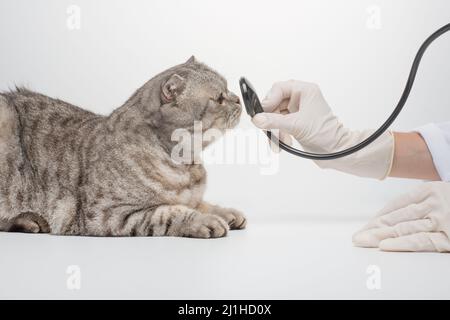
252, 80, 395, 179
353, 182, 450, 252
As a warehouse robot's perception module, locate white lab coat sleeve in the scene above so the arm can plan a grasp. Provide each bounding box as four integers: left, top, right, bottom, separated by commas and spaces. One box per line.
415, 122, 450, 182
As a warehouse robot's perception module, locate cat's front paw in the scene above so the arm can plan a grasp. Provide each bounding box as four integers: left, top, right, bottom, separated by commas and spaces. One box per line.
211, 208, 247, 230
187, 213, 229, 239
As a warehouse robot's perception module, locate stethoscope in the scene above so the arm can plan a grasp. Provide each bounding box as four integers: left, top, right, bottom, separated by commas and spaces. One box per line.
239, 23, 450, 160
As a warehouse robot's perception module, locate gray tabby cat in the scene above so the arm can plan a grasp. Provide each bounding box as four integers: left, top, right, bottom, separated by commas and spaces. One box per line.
0, 56, 246, 238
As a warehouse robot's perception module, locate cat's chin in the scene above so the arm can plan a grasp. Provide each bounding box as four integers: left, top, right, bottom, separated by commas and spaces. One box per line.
226, 108, 242, 129
228, 119, 240, 129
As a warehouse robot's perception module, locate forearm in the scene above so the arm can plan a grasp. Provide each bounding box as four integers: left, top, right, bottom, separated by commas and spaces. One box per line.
389, 132, 440, 181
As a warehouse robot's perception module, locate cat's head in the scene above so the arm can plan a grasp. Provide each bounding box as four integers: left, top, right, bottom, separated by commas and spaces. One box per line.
146, 56, 242, 133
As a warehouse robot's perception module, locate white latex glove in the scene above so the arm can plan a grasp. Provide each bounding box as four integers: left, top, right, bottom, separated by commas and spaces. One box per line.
353, 182, 450, 253
252, 80, 395, 180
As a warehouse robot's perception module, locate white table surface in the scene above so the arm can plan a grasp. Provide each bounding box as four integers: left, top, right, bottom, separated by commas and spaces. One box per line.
1, 220, 449, 299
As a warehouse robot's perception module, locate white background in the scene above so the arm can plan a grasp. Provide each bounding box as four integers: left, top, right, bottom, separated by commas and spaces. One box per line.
0, 0, 449, 222
1, 0, 450, 301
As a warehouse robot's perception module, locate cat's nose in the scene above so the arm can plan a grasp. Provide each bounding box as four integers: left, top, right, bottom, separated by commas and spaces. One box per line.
230, 94, 240, 104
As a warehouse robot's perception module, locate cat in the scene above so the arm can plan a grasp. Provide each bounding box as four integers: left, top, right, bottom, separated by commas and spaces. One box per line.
0, 56, 246, 238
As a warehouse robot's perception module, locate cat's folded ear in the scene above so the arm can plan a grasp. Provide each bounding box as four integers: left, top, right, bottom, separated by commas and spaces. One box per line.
186, 55, 197, 64
161, 74, 185, 104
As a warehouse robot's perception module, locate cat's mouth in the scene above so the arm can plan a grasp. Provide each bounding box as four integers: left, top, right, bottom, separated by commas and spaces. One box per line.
226, 106, 242, 128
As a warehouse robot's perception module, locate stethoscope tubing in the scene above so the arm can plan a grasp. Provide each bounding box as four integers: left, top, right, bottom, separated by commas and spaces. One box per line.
257, 23, 450, 160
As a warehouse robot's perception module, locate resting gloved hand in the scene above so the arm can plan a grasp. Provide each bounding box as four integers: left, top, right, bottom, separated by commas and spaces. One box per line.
252, 80, 395, 179
352, 182, 450, 252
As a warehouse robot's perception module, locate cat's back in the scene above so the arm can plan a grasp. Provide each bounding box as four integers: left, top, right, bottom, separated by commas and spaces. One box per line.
2, 87, 97, 122
1, 88, 106, 172
1, 87, 105, 147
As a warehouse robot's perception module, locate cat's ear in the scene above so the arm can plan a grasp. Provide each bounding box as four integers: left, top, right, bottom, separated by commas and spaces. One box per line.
161, 74, 185, 103
186, 55, 197, 64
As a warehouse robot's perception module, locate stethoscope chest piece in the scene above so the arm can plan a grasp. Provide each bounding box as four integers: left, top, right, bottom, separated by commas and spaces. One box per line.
239, 77, 264, 118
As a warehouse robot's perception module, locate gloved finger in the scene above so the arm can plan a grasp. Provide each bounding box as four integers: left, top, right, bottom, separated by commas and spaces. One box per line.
362, 202, 431, 231
252, 112, 297, 134
356, 188, 432, 233
261, 81, 307, 112
268, 130, 292, 153
261, 82, 293, 112
279, 131, 293, 146
379, 232, 450, 253
352, 219, 435, 248
374, 184, 432, 218
286, 89, 301, 114
279, 101, 291, 115
260, 98, 290, 115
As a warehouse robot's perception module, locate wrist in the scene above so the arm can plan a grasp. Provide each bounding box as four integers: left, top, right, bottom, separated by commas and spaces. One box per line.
389, 132, 440, 180
312, 130, 395, 180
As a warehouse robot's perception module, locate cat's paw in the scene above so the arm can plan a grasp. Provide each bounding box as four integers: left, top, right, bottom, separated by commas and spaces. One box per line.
211, 208, 247, 230
187, 213, 229, 239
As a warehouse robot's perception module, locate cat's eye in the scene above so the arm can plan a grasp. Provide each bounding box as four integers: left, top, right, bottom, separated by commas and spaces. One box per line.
217, 93, 225, 105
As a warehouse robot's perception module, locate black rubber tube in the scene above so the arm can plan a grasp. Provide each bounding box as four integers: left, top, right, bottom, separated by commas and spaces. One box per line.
266, 23, 450, 160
